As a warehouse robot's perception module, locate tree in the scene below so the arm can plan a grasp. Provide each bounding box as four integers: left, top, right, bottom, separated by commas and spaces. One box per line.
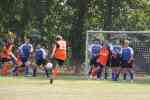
69, 0, 89, 73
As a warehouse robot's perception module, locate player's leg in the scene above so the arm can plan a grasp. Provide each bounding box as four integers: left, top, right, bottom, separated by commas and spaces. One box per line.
104, 65, 108, 80
96, 64, 103, 80
123, 68, 127, 80
12, 64, 19, 76
21, 57, 29, 76
32, 62, 37, 77
127, 61, 134, 81
112, 67, 117, 81
89, 57, 97, 79
49, 59, 59, 84
112, 59, 120, 81
88, 58, 94, 78
43, 60, 49, 78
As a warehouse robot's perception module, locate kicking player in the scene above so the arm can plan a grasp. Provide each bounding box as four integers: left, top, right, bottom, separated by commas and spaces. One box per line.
120, 40, 134, 81
33, 44, 49, 78
88, 39, 101, 79
18, 37, 33, 76
50, 35, 67, 83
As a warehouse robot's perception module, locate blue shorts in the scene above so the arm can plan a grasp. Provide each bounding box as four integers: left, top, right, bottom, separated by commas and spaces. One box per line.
21, 57, 28, 63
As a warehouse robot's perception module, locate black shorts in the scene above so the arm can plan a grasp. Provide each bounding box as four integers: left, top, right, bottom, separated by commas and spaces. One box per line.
121, 61, 133, 68
53, 58, 65, 67
90, 57, 98, 66
0, 58, 11, 63
36, 59, 47, 66
111, 59, 120, 67
97, 63, 106, 68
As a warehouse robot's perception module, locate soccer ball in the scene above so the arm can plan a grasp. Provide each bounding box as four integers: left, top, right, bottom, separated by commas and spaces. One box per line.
45, 62, 53, 69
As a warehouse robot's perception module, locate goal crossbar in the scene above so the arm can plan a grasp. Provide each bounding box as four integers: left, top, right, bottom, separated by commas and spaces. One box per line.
87, 30, 150, 34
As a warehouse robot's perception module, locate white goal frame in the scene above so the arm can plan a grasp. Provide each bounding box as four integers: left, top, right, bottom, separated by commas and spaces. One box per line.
85, 30, 150, 75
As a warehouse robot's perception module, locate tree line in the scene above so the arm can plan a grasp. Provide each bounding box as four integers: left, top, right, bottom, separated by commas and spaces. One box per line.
0, 0, 150, 68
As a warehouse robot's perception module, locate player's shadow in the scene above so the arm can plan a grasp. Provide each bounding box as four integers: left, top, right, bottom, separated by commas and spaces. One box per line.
109, 77, 150, 85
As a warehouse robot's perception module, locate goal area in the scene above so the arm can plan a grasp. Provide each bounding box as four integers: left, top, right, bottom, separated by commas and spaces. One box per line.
85, 31, 150, 75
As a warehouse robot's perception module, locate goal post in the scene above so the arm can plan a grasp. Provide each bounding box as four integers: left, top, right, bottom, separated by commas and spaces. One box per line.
85, 30, 150, 75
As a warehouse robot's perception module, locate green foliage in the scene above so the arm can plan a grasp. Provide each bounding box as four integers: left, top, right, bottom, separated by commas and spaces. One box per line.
0, 0, 150, 65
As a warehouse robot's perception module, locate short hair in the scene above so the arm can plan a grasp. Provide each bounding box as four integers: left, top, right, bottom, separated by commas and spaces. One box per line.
56, 35, 63, 40
124, 39, 129, 44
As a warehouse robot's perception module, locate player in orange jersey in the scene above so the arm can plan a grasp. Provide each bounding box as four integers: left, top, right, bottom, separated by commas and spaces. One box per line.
50, 35, 67, 84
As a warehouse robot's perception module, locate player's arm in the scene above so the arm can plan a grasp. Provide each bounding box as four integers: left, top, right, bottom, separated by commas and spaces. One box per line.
30, 44, 34, 53
18, 44, 24, 53
128, 47, 134, 63
29, 44, 34, 58
42, 49, 47, 59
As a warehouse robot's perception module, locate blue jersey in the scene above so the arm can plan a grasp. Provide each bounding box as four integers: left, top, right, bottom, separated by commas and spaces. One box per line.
111, 46, 121, 57
35, 48, 47, 61
89, 43, 101, 57
19, 43, 33, 58
121, 47, 134, 62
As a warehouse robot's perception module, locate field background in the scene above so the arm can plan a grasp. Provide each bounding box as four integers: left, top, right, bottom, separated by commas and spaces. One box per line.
0, 75, 150, 100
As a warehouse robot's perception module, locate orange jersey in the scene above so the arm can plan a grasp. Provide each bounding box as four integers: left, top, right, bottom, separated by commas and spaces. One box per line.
54, 40, 67, 61
97, 47, 109, 65
1, 45, 13, 59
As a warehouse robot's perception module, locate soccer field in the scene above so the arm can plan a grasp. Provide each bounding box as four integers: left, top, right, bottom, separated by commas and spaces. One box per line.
0, 75, 150, 100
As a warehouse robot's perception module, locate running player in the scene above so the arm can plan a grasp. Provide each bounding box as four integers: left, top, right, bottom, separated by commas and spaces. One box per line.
18, 37, 33, 76
0, 39, 15, 75
0, 39, 14, 62
12, 50, 22, 76
33, 44, 49, 77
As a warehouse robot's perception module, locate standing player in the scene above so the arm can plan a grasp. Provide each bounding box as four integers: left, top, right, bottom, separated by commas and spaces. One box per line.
18, 37, 33, 76
119, 40, 134, 81
96, 42, 110, 80
33, 44, 49, 77
88, 39, 101, 79
50, 35, 67, 83
110, 45, 121, 81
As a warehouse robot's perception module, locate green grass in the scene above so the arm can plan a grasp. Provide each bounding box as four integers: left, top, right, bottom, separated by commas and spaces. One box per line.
0, 75, 150, 100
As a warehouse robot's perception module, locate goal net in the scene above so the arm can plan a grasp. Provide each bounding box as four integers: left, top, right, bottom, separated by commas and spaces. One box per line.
85, 31, 150, 75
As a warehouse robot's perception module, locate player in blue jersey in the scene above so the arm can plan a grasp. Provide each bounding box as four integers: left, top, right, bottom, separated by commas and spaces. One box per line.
88, 39, 102, 79
18, 37, 33, 76
119, 40, 134, 81
33, 44, 49, 77
110, 45, 121, 81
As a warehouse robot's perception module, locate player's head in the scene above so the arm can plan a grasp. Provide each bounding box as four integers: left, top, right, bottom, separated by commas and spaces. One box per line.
36, 44, 41, 49
56, 35, 63, 41
123, 39, 129, 47
93, 39, 100, 44
4, 39, 12, 47
24, 36, 30, 43
102, 40, 108, 47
